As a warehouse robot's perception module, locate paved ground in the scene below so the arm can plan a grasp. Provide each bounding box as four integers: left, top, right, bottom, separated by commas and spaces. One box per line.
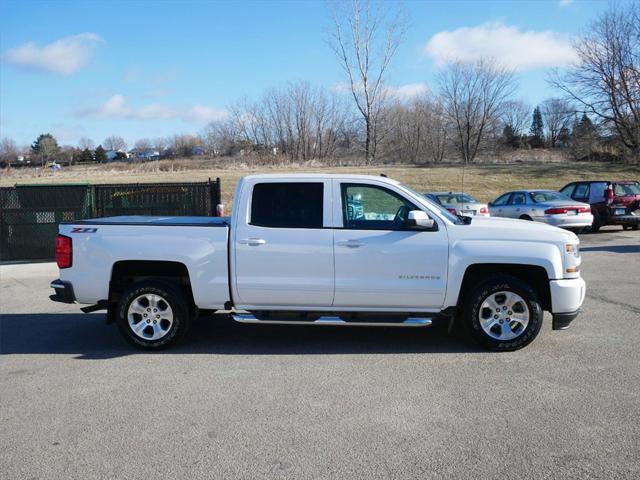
1, 227, 639, 479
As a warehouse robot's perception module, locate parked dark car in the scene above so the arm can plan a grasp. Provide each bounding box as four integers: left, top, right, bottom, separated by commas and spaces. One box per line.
559, 180, 640, 232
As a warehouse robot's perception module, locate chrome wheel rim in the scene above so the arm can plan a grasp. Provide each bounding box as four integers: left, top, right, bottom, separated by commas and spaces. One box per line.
127, 293, 174, 341
478, 291, 529, 341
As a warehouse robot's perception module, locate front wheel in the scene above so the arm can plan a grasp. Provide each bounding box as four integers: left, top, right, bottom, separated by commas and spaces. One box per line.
463, 275, 543, 351
116, 280, 191, 350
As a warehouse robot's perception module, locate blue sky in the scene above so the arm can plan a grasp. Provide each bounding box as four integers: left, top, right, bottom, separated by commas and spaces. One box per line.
0, 0, 612, 147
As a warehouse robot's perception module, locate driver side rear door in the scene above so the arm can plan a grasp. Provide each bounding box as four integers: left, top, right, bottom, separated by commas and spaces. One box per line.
331, 180, 448, 310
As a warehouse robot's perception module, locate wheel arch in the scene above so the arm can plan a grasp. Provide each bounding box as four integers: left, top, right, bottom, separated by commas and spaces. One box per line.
457, 263, 551, 312
107, 260, 195, 322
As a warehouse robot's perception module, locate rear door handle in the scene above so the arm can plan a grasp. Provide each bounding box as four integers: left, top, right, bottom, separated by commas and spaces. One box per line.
239, 238, 266, 246
336, 240, 363, 248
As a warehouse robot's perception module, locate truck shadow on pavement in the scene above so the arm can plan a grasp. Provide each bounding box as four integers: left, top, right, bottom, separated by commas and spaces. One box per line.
0, 313, 485, 359
581, 245, 640, 254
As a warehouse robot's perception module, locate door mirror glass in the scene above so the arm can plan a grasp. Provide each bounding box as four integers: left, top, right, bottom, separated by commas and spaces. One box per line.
488, 201, 493, 207
405, 210, 435, 230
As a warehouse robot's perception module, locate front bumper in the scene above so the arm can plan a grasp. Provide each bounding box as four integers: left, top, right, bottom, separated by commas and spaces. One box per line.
50, 279, 76, 304
550, 277, 586, 330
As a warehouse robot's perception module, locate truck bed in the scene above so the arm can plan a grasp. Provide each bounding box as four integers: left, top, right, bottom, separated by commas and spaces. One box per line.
68, 215, 231, 226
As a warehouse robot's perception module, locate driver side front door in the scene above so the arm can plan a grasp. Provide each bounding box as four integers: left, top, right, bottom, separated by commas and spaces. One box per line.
332, 181, 448, 310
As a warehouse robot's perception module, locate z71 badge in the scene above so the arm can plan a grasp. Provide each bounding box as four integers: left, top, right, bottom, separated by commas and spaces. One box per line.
71, 227, 98, 233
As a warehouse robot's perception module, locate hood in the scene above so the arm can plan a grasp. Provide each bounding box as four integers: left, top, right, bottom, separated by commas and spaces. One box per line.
454, 215, 578, 243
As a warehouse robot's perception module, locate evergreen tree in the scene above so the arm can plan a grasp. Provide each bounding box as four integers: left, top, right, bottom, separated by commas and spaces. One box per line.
571, 114, 599, 160
94, 145, 107, 163
79, 148, 94, 163
529, 107, 545, 148
502, 125, 520, 149
30, 133, 59, 165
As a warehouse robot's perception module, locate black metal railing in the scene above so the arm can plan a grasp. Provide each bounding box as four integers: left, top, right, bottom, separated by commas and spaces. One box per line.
0, 178, 222, 261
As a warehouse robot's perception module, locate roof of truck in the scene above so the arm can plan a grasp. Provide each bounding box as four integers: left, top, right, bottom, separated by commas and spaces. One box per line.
243, 173, 401, 183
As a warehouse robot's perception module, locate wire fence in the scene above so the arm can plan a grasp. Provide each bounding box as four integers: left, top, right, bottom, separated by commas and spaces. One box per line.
0, 179, 221, 261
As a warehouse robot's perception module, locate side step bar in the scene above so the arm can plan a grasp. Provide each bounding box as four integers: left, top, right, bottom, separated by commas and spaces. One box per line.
231, 313, 432, 328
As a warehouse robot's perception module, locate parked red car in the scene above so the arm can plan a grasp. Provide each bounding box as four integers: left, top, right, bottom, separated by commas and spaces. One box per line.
559, 180, 640, 232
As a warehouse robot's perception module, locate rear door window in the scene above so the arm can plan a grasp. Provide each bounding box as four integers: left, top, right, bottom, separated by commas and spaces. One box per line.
508, 192, 527, 205
250, 182, 324, 228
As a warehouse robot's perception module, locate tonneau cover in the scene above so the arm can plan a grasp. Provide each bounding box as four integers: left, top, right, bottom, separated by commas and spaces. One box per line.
66, 215, 230, 226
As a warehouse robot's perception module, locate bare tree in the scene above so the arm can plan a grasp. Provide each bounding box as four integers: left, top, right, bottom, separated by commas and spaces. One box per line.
500, 100, 531, 137
540, 98, 574, 148
550, 2, 640, 157
78, 136, 95, 150
438, 60, 516, 162
103, 136, 127, 151
0, 137, 18, 163
328, 0, 407, 163
134, 138, 152, 150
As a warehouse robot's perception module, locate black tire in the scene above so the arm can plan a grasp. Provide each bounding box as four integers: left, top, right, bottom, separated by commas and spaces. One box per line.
462, 275, 543, 351
633, 225, 639, 231
116, 280, 191, 350
519, 215, 533, 221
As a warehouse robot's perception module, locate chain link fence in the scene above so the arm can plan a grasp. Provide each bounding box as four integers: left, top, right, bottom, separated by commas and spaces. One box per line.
0, 179, 221, 261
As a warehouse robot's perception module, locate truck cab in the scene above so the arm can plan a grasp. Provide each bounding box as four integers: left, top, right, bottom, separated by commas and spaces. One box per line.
51, 174, 586, 351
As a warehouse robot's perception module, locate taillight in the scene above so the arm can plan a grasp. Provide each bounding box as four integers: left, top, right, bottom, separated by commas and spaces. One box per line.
479, 207, 488, 214
545, 207, 567, 215
606, 185, 614, 204
55, 234, 72, 269
447, 207, 457, 215
578, 206, 591, 213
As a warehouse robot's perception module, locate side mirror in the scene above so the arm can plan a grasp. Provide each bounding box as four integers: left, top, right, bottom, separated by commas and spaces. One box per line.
406, 210, 436, 230
488, 201, 494, 207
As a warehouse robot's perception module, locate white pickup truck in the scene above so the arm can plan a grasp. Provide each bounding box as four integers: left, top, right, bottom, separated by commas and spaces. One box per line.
50, 174, 586, 351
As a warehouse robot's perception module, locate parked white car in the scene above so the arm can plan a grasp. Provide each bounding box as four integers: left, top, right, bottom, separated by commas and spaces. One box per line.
424, 192, 490, 216
488, 190, 593, 232
50, 174, 585, 352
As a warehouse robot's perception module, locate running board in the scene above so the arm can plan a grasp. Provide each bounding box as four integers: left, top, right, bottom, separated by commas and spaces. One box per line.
231, 313, 432, 328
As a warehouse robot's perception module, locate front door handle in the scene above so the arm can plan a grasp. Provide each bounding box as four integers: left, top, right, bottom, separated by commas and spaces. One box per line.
239, 238, 266, 246
336, 240, 363, 248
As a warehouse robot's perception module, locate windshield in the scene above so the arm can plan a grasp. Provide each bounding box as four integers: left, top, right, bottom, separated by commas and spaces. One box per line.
529, 191, 571, 203
400, 184, 464, 224
614, 182, 640, 196
436, 193, 477, 204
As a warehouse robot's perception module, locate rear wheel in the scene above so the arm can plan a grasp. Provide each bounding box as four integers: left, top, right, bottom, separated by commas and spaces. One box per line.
463, 275, 543, 351
116, 280, 191, 350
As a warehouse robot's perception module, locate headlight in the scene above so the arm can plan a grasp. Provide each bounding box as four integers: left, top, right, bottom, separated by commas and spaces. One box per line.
565, 244, 579, 256
564, 243, 581, 276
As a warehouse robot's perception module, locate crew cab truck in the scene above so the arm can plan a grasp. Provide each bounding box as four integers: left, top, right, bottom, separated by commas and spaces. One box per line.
50, 174, 586, 351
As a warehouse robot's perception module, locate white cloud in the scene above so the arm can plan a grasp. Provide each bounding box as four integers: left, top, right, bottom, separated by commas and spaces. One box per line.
2, 33, 103, 75
559, 0, 574, 6
331, 82, 429, 101
424, 22, 577, 71
77, 94, 227, 123
385, 83, 429, 101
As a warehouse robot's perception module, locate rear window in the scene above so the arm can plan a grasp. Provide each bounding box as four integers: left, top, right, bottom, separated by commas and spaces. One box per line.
250, 182, 323, 228
436, 193, 477, 204
614, 182, 640, 196
530, 191, 570, 203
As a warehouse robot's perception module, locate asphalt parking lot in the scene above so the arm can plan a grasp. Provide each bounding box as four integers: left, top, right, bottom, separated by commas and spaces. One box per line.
1, 227, 639, 480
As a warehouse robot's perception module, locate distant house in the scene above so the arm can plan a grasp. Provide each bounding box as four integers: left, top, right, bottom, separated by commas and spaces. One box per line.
106, 150, 129, 161
129, 148, 160, 161
191, 146, 206, 156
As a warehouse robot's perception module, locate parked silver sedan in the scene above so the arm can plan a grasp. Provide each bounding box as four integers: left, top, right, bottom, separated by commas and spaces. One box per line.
488, 190, 593, 231
424, 192, 490, 216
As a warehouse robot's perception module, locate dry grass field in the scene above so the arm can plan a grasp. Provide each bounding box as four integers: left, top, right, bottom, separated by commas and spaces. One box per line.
2, 159, 639, 208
